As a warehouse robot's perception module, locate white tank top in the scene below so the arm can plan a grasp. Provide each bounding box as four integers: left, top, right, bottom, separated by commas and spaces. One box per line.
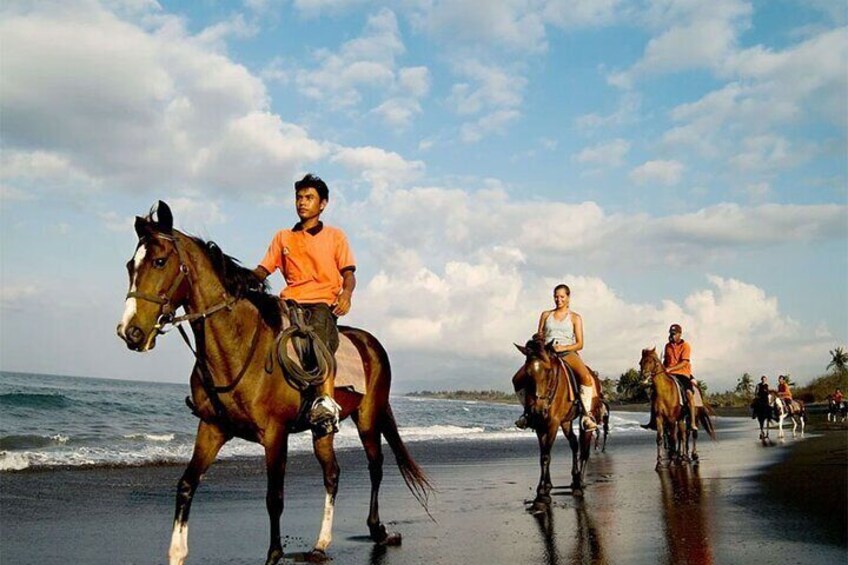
544, 311, 576, 346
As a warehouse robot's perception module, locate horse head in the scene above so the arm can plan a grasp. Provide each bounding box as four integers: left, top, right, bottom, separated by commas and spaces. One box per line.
515, 336, 557, 420
639, 347, 660, 384
117, 201, 191, 352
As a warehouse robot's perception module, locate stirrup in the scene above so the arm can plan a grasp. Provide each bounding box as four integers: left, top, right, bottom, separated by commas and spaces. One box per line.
581, 415, 597, 432
309, 396, 340, 437
515, 414, 529, 430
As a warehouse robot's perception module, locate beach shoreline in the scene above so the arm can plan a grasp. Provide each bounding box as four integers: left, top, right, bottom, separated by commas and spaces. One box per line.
2, 413, 846, 564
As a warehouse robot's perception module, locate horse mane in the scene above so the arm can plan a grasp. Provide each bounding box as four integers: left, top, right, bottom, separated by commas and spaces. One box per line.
524, 335, 553, 361
186, 234, 283, 332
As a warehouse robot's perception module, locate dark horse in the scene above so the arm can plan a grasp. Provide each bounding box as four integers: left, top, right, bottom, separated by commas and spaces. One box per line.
514, 337, 600, 508
639, 348, 715, 469
117, 202, 431, 565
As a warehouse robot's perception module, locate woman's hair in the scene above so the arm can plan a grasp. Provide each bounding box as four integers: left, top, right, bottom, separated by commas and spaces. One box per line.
553, 284, 570, 296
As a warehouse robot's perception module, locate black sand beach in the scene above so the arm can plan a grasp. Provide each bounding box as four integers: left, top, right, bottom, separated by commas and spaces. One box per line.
2, 415, 846, 564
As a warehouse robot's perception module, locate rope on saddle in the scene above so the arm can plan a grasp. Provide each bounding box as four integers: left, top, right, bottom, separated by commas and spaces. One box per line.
272, 303, 336, 391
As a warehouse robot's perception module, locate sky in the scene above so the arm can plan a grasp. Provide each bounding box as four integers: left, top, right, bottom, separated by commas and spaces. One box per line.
1, 0, 846, 393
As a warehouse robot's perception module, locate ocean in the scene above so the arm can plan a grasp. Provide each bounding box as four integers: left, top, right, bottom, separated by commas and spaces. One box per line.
0, 371, 648, 472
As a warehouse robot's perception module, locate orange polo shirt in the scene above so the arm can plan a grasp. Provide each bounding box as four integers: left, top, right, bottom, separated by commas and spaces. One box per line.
663, 340, 692, 377
259, 222, 355, 305
778, 382, 792, 400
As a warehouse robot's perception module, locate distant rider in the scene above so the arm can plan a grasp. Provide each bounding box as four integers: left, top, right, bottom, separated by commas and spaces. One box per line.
643, 324, 699, 430
776, 375, 793, 414
751, 375, 769, 419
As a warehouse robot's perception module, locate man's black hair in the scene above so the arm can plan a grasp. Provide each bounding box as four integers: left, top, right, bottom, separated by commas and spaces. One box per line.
295, 173, 329, 201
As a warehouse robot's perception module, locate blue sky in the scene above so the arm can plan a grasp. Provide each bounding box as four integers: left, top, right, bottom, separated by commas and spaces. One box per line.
1, 0, 846, 392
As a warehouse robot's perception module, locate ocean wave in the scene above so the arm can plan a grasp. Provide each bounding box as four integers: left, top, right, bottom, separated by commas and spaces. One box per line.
123, 433, 175, 442
0, 434, 70, 450
0, 392, 69, 409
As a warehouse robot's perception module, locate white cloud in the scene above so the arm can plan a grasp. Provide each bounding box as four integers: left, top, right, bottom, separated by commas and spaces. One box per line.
292, 0, 369, 18
629, 160, 684, 186
448, 59, 526, 116
330, 145, 425, 190
574, 138, 631, 167
460, 109, 522, 143
0, 1, 325, 197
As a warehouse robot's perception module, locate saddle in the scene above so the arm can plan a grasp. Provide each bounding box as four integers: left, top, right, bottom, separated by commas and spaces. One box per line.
670, 375, 704, 408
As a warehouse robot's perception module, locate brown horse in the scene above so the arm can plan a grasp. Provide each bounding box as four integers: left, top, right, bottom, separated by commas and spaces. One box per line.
514, 337, 600, 508
116, 202, 431, 565
639, 348, 715, 469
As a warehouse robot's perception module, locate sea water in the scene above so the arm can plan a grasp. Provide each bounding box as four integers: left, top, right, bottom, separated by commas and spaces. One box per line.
0, 371, 648, 471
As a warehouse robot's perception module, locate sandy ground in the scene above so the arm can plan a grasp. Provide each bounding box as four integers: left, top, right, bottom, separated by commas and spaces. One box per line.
1, 414, 846, 564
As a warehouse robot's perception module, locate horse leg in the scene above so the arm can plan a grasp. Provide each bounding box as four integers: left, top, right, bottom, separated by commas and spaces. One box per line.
532, 422, 557, 510
677, 420, 689, 463
578, 426, 592, 490
655, 419, 665, 470
169, 422, 228, 565
778, 414, 785, 439
564, 422, 583, 496
264, 429, 289, 565
310, 433, 340, 558
690, 423, 699, 462
352, 412, 401, 546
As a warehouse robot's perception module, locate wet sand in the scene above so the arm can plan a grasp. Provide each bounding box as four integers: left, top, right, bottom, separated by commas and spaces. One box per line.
2, 415, 846, 564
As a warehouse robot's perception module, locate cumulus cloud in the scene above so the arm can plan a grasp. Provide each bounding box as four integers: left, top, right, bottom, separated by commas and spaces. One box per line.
574, 138, 631, 167
0, 1, 325, 197
629, 160, 684, 186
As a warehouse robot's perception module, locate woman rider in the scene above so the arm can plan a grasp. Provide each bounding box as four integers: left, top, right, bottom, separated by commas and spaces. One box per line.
515, 284, 597, 431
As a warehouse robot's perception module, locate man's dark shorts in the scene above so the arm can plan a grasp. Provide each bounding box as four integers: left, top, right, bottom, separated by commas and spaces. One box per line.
301, 303, 339, 354
671, 373, 695, 393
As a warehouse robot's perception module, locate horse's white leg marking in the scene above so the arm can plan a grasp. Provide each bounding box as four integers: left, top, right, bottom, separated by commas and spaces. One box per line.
314, 493, 335, 552
118, 244, 147, 336
168, 520, 189, 565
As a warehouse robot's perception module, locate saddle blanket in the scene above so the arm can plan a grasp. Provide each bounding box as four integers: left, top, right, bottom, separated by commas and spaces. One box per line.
284, 333, 366, 395
672, 378, 704, 408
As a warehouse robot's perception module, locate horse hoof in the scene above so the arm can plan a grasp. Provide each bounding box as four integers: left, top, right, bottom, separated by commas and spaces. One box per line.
306, 549, 330, 563
530, 500, 549, 514
379, 532, 402, 546
265, 548, 283, 565
572, 487, 584, 497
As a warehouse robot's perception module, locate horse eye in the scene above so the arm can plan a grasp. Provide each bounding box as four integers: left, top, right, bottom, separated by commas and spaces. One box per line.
153, 257, 167, 268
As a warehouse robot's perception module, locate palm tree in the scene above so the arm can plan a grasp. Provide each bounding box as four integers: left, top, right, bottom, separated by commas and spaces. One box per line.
735, 373, 753, 399
827, 346, 848, 375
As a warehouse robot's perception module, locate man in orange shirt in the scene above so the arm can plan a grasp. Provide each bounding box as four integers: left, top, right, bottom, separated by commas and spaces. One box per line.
663, 323, 698, 430
643, 323, 699, 431
776, 375, 793, 413
254, 174, 356, 435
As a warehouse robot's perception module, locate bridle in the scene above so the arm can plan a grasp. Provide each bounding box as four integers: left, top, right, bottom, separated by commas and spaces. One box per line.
127, 232, 261, 400
527, 352, 560, 408
126, 233, 236, 333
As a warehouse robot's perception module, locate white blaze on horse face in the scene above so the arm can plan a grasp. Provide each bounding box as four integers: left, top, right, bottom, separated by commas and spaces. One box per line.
168, 520, 189, 565
119, 243, 147, 337
315, 493, 335, 552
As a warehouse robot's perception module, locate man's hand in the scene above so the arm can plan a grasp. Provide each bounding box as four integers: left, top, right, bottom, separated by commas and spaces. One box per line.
333, 290, 352, 316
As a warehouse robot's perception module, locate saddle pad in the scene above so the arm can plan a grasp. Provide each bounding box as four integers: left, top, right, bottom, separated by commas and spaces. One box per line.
284, 334, 366, 395
555, 358, 576, 402
671, 377, 704, 408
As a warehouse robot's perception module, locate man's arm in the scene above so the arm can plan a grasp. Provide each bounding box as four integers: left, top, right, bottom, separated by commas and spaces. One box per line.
253, 265, 270, 281
333, 270, 356, 316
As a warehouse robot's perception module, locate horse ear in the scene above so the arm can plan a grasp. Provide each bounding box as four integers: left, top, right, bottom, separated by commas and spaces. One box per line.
152, 200, 173, 233
134, 216, 151, 238
514, 343, 528, 356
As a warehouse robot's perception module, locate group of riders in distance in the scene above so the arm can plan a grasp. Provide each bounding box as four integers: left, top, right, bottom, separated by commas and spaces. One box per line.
117, 173, 809, 564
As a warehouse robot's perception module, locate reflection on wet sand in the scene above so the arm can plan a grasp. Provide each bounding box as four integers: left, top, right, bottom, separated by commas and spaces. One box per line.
531, 455, 615, 565
659, 465, 713, 565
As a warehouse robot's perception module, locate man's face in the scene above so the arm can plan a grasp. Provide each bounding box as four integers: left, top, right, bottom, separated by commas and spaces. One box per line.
669, 330, 682, 343
295, 187, 325, 222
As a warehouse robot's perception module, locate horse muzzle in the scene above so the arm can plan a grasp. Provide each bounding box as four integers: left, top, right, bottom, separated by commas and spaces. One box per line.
117, 323, 156, 352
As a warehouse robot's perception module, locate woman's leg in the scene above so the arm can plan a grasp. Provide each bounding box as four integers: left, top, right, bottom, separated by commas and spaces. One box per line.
562, 354, 597, 430
562, 353, 594, 388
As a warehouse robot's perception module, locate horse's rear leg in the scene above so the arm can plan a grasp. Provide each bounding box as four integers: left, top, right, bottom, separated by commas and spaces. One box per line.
169, 422, 228, 565
310, 433, 340, 558
264, 430, 289, 565
352, 412, 401, 545
655, 419, 665, 470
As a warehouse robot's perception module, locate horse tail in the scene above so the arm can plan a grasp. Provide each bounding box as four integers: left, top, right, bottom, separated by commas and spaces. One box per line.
381, 403, 435, 518
698, 406, 717, 441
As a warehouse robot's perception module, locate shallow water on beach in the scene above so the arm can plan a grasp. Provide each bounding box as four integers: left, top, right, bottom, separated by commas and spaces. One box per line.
0, 371, 650, 471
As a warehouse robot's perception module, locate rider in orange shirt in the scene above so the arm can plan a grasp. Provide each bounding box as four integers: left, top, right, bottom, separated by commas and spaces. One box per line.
776, 375, 793, 413
254, 174, 356, 436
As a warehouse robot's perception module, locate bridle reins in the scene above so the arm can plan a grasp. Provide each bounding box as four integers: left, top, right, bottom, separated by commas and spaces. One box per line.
127, 232, 261, 397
